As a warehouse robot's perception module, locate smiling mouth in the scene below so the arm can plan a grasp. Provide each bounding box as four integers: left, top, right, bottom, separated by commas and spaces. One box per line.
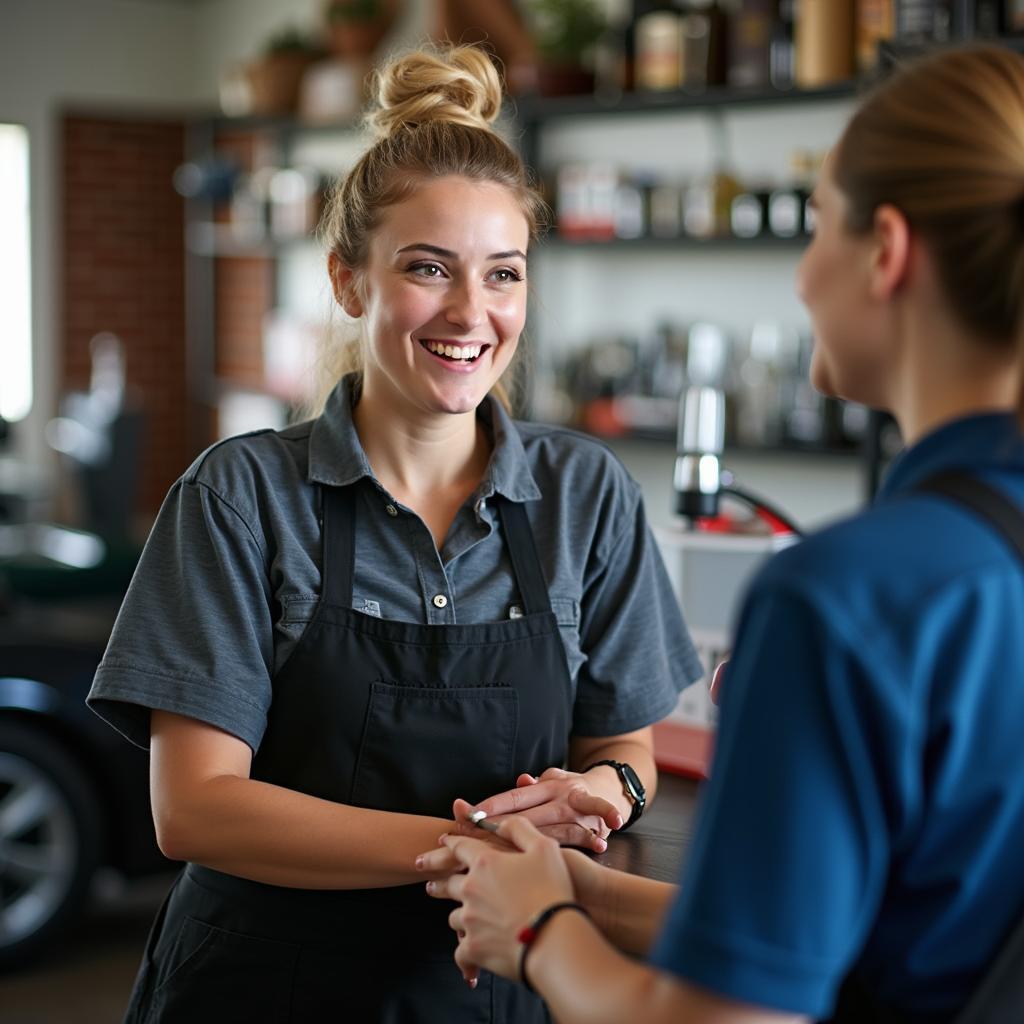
419, 339, 491, 363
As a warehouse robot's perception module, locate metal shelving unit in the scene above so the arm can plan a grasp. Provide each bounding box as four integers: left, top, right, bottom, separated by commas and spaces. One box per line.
183, 21, 1024, 489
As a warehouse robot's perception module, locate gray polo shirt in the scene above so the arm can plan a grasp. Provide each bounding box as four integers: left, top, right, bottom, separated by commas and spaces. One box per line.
88, 377, 702, 753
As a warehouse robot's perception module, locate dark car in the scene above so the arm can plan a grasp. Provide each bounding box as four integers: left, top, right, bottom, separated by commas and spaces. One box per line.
0, 583, 173, 971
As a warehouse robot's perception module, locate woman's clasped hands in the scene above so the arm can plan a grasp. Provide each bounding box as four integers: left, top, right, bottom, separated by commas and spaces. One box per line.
457, 767, 625, 854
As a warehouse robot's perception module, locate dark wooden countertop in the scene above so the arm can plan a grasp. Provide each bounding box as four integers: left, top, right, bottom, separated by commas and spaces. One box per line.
595, 772, 702, 883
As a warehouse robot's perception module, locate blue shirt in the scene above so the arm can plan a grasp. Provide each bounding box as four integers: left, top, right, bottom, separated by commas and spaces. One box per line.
88, 378, 702, 752
652, 413, 1024, 1021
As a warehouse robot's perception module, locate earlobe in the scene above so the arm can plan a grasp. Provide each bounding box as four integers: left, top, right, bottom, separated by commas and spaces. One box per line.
870, 203, 911, 302
328, 252, 363, 318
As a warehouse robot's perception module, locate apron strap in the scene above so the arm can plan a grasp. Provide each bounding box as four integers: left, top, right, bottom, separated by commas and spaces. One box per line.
321, 484, 357, 607
321, 486, 553, 616
915, 471, 1024, 563
499, 498, 553, 616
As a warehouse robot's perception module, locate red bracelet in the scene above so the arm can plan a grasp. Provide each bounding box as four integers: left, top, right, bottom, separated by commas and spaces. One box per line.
517, 901, 590, 993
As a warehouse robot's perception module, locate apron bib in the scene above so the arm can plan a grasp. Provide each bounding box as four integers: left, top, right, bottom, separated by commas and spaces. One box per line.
126, 485, 573, 1023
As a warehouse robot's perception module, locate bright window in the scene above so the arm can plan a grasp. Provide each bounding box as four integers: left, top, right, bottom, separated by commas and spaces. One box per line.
0, 124, 32, 422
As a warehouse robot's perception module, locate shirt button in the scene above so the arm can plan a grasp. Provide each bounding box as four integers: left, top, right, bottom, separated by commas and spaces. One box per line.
385, 504, 398, 517
432, 594, 448, 609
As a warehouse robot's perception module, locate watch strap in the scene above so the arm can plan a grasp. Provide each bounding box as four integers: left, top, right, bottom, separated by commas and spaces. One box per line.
583, 759, 646, 831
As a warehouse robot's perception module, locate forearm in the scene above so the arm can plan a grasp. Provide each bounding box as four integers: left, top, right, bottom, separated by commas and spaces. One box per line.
527, 913, 802, 1024
569, 731, 658, 819
590, 864, 677, 956
155, 773, 451, 890
526, 912, 688, 1024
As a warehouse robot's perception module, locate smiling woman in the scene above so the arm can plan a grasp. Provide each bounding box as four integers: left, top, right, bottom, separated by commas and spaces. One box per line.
86, 43, 702, 1024
315, 45, 546, 420
333, 176, 529, 424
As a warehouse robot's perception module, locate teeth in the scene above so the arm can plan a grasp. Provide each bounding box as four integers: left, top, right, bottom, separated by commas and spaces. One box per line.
423, 341, 483, 360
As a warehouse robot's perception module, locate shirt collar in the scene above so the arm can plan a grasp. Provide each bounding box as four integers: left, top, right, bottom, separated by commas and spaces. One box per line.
307, 375, 542, 502
876, 411, 1024, 502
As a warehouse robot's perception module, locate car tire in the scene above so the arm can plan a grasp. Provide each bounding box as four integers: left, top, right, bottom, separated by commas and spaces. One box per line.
0, 718, 102, 971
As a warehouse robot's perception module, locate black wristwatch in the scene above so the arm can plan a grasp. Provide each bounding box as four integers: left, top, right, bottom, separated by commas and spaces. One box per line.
583, 759, 646, 831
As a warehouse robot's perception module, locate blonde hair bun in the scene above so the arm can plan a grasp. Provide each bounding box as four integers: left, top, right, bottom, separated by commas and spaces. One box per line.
368, 45, 504, 138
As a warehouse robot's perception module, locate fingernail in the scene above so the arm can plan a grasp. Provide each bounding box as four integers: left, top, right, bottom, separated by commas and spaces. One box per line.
467, 977, 477, 989
415, 855, 424, 870
425, 881, 435, 894
596, 838, 608, 852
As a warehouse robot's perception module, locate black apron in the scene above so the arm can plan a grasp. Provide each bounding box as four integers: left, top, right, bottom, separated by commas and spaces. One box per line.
125, 484, 573, 1023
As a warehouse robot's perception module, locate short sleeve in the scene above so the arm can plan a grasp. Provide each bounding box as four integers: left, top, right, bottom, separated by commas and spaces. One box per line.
571, 490, 703, 736
87, 477, 275, 752
650, 582, 893, 1017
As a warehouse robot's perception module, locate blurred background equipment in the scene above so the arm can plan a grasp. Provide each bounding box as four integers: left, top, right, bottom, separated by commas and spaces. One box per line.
654, 374, 801, 777
45, 333, 143, 544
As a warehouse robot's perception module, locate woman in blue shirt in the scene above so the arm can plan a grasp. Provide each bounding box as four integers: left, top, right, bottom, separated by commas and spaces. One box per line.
420, 44, 1024, 1024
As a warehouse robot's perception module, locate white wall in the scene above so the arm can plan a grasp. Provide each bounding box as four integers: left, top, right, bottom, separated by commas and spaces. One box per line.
1, 0, 202, 477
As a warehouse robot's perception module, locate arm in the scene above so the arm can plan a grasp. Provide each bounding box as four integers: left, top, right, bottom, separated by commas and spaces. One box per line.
526, 913, 805, 1024
152, 710, 456, 889
560, 848, 675, 956
440, 820, 805, 1024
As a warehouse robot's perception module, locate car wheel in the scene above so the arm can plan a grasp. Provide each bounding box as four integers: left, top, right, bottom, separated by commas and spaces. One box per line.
0, 719, 102, 971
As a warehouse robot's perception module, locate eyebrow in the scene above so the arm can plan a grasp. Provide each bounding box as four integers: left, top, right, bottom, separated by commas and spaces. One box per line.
396, 243, 527, 261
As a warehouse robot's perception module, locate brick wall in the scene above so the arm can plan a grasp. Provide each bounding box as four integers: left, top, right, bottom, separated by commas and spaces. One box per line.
62, 114, 187, 519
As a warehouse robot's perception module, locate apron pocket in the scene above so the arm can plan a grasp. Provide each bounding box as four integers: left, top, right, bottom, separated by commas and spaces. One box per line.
350, 682, 519, 817
148, 915, 299, 1023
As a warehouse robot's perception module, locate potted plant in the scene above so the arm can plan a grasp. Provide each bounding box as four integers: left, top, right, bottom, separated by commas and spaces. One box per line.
247, 28, 325, 116
527, 0, 606, 96
325, 0, 400, 60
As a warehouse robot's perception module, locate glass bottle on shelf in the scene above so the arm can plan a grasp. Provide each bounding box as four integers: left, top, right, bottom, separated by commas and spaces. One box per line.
635, 5, 684, 90
678, 0, 728, 90
856, 0, 895, 73
613, 174, 647, 239
894, 0, 953, 43
684, 170, 743, 237
972, 1, 1004, 36
783, 333, 826, 446
649, 179, 684, 237
730, 185, 771, 238
767, 149, 814, 238
770, 0, 796, 88
1009, 0, 1024, 33
594, 0, 635, 96
728, 0, 776, 89
734, 320, 798, 446
649, 320, 690, 399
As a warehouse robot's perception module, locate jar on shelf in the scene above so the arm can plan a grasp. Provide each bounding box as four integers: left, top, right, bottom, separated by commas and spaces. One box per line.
794, 0, 855, 88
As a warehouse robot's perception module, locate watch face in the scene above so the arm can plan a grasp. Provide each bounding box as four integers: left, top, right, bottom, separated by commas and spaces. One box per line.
620, 762, 645, 802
